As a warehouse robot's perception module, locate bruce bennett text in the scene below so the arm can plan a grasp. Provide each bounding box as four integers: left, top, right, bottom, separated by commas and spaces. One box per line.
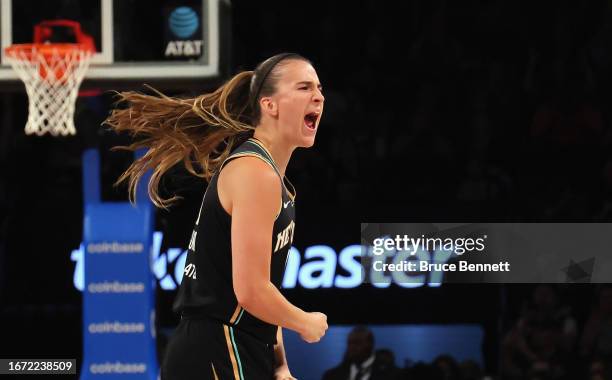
373, 260, 511, 272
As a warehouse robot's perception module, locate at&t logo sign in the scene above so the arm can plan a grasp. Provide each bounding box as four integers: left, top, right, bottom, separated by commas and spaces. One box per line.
165, 6, 203, 57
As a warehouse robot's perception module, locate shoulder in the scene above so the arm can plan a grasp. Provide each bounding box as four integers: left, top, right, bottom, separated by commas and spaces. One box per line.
219, 155, 281, 211
222, 155, 279, 188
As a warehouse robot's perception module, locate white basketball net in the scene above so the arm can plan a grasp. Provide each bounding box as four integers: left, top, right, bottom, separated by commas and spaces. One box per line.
5, 45, 93, 136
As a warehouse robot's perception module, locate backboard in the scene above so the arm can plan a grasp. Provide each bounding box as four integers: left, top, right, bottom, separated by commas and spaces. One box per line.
0, 0, 229, 85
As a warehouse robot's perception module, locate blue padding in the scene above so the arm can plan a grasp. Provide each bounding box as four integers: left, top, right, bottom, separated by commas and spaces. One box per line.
82, 149, 101, 204
80, 148, 158, 380
84, 203, 153, 241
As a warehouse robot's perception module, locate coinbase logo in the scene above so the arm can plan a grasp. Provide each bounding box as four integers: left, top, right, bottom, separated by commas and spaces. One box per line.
169, 7, 199, 39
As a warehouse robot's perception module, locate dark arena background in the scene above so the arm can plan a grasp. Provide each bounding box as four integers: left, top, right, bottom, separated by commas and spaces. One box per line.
1, 1, 612, 379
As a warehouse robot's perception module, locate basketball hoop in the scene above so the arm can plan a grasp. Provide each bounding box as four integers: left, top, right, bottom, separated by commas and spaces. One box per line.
4, 20, 95, 136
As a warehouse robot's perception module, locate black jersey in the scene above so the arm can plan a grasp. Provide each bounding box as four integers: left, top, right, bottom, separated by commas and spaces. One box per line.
172, 137, 296, 345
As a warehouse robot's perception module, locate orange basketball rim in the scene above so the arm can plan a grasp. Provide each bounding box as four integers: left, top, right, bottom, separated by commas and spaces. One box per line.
4, 20, 96, 136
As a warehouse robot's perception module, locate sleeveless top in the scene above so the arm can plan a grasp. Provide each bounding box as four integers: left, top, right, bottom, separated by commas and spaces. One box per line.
172, 137, 296, 344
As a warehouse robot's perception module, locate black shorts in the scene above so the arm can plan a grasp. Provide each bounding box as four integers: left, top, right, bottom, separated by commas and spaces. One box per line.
161, 317, 276, 380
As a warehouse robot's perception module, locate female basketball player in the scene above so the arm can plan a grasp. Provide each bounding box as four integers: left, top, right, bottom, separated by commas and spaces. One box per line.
105, 53, 328, 380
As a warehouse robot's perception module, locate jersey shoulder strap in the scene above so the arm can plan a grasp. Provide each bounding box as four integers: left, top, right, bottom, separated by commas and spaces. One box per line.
246, 138, 296, 201
219, 138, 280, 176
218, 137, 296, 202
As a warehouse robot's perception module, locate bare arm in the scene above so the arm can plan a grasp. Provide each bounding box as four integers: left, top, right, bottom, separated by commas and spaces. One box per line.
219, 157, 326, 341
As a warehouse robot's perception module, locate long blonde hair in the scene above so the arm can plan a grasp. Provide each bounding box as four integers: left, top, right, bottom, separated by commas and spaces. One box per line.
104, 53, 309, 208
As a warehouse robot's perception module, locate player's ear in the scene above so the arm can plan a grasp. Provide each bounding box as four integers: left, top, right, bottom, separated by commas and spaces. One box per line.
259, 97, 278, 118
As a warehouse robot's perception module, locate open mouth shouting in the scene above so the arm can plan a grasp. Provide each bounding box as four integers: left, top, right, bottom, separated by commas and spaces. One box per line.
304, 111, 320, 131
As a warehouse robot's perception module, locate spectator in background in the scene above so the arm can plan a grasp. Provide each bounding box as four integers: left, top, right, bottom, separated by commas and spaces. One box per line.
528, 285, 577, 351
589, 359, 610, 380
433, 355, 461, 380
403, 362, 444, 380
458, 360, 484, 380
374, 349, 402, 380
501, 285, 576, 380
595, 158, 612, 221
322, 326, 401, 380
581, 285, 612, 365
